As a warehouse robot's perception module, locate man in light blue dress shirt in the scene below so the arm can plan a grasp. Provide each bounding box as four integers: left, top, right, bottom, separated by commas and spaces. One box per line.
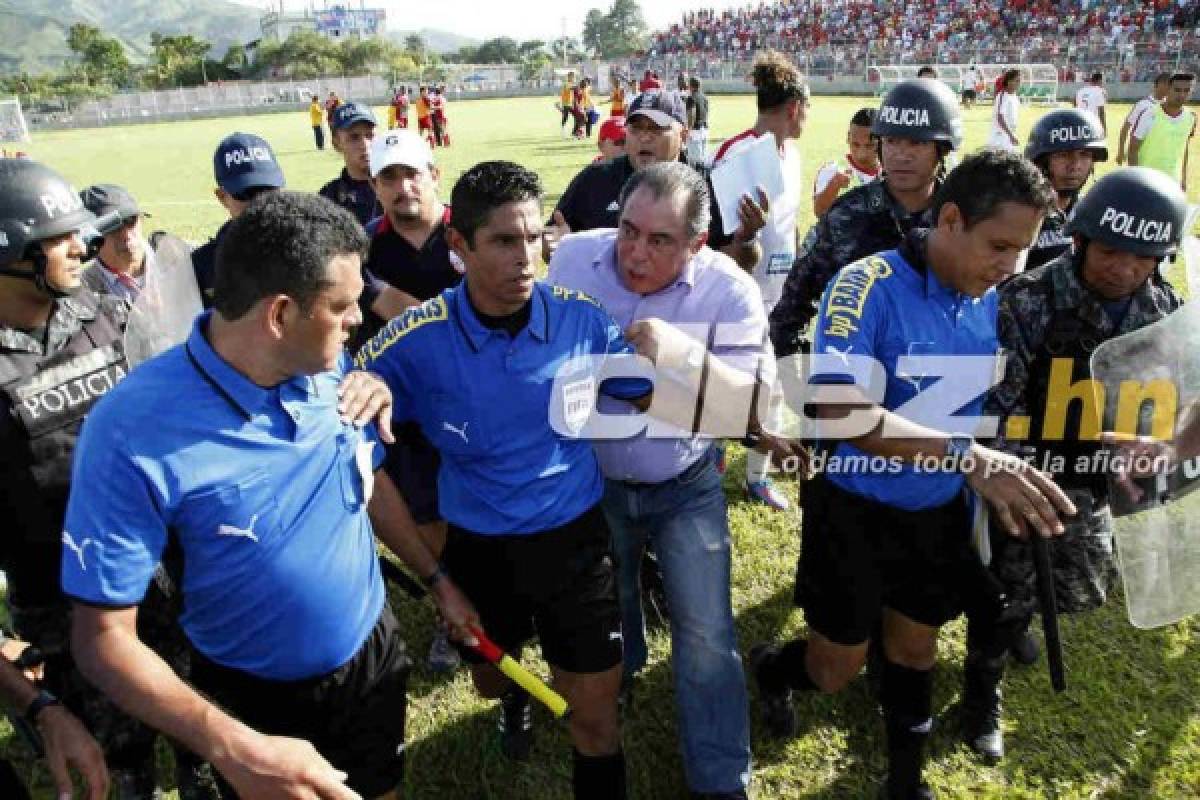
548, 161, 775, 800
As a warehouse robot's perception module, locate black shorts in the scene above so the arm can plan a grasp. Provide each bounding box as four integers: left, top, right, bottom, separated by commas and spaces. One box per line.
190, 605, 410, 799
795, 473, 977, 645
443, 504, 622, 674
383, 425, 441, 525
963, 88, 978, 101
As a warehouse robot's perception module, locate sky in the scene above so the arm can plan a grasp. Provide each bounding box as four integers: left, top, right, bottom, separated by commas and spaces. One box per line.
232, 0, 745, 44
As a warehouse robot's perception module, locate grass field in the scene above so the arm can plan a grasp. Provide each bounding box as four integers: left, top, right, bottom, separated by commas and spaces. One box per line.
5, 94, 1200, 799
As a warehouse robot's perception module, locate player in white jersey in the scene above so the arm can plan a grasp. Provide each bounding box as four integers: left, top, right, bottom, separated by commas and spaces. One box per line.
1117, 72, 1171, 164
812, 107, 881, 217
709, 49, 809, 511
987, 69, 1022, 151
1074, 71, 1108, 134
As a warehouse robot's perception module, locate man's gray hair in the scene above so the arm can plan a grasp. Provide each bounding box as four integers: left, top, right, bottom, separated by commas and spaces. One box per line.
618, 161, 711, 240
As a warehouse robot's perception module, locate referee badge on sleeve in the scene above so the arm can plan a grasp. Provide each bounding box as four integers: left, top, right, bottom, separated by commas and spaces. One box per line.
561, 375, 596, 436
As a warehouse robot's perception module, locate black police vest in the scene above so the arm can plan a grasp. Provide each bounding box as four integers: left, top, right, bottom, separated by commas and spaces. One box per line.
1026, 209, 1071, 272
1024, 293, 1105, 496
0, 302, 128, 520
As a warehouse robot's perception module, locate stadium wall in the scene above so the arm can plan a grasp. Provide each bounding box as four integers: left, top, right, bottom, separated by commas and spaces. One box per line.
26, 81, 1160, 131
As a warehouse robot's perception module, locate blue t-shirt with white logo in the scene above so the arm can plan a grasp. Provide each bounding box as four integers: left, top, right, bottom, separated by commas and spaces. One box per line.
811, 239, 999, 510
356, 281, 650, 534
62, 313, 385, 681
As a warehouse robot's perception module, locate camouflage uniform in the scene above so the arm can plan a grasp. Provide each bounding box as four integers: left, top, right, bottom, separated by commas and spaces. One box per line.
768, 179, 933, 358
984, 250, 1184, 618
0, 293, 218, 800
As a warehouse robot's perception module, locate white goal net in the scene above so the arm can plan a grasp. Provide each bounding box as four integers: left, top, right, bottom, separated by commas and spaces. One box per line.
0, 96, 31, 144
868, 63, 1060, 106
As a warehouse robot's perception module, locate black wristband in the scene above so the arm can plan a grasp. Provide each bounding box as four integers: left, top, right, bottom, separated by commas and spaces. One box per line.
421, 563, 448, 589
24, 689, 61, 724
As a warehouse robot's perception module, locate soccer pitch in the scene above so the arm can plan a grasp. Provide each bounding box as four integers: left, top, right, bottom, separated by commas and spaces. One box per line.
5, 94, 1200, 799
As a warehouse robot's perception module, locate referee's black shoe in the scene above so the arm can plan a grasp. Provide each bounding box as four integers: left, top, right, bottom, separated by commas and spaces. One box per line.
498, 688, 533, 761
1010, 629, 1040, 666
962, 654, 1005, 763
748, 643, 797, 738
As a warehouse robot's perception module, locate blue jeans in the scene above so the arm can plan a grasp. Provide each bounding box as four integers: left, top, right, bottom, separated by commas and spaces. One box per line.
601, 448, 751, 793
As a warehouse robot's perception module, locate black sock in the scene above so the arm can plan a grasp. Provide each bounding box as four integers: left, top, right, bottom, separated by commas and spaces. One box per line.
760, 637, 819, 692
881, 658, 933, 797
572, 748, 627, 800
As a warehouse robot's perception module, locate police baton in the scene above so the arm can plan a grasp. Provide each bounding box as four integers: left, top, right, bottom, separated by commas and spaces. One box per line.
1031, 530, 1066, 692
376, 556, 571, 718
1018, 446, 1066, 692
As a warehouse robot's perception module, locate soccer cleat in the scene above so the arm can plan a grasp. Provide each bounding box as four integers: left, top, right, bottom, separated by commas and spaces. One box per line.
746, 479, 790, 511
498, 689, 533, 761
748, 643, 796, 738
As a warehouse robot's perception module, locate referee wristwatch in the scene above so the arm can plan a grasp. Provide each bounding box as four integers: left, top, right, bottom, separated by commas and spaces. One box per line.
24, 689, 61, 724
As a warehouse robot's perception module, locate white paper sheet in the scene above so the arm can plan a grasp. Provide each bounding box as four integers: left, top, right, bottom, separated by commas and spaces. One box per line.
709, 132, 785, 237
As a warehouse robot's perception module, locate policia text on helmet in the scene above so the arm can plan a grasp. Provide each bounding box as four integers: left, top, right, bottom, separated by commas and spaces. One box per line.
1025, 108, 1109, 207
0, 160, 119, 301
872, 78, 964, 202
1065, 165, 1185, 284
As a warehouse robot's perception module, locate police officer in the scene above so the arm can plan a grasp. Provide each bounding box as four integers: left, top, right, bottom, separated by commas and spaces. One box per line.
965, 168, 1188, 761
319, 102, 381, 227
750, 151, 1073, 800
191, 132, 286, 307
0, 159, 207, 799
769, 78, 963, 359
1023, 108, 1109, 270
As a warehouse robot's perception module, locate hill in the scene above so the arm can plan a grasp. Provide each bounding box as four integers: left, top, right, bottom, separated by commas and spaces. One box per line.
0, 0, 261, 74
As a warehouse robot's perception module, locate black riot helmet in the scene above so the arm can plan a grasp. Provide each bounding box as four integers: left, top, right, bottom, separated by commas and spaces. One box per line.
871, 78, 964, 150
1025, 108, 1109, 164
0, 159, 117, 296
1064, 167, 1188, 259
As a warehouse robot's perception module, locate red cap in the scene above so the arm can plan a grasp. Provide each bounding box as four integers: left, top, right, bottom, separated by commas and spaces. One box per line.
598, 116, 626, 144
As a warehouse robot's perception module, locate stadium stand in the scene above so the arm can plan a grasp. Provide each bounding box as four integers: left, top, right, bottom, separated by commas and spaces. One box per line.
642, 0, 1200, 81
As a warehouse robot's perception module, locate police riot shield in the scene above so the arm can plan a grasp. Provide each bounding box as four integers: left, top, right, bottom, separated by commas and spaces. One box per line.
1090, 219, 1200, 629
124, 233, 203, 368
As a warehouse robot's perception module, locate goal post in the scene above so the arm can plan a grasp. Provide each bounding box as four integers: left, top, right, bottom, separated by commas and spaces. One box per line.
0, 96, 31, 144
867, 63, 1060, 105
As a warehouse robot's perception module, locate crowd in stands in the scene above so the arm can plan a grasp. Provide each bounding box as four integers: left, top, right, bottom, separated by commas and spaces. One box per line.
643, 0, 1200, 80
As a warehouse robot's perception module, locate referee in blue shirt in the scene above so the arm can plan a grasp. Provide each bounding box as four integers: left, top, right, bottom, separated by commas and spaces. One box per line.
751, 151, 1076, 800
357, 161, 649, 799
63, 192, 477, 800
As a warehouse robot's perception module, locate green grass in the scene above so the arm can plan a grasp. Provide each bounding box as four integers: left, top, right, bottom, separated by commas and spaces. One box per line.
5, 95, 1200, 799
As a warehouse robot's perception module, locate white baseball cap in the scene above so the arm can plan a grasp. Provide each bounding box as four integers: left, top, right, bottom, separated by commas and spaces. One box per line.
368, 130, 434, 178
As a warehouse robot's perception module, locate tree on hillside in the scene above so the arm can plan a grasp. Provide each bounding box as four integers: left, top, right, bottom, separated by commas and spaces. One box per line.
147, 32, 212, 87
474, 37, 521, 64
404, 34, 427, 64
581, 0, 647, 58
66, 24, 131, 88
582, 10, 609, 56
222, 43, 248, 74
